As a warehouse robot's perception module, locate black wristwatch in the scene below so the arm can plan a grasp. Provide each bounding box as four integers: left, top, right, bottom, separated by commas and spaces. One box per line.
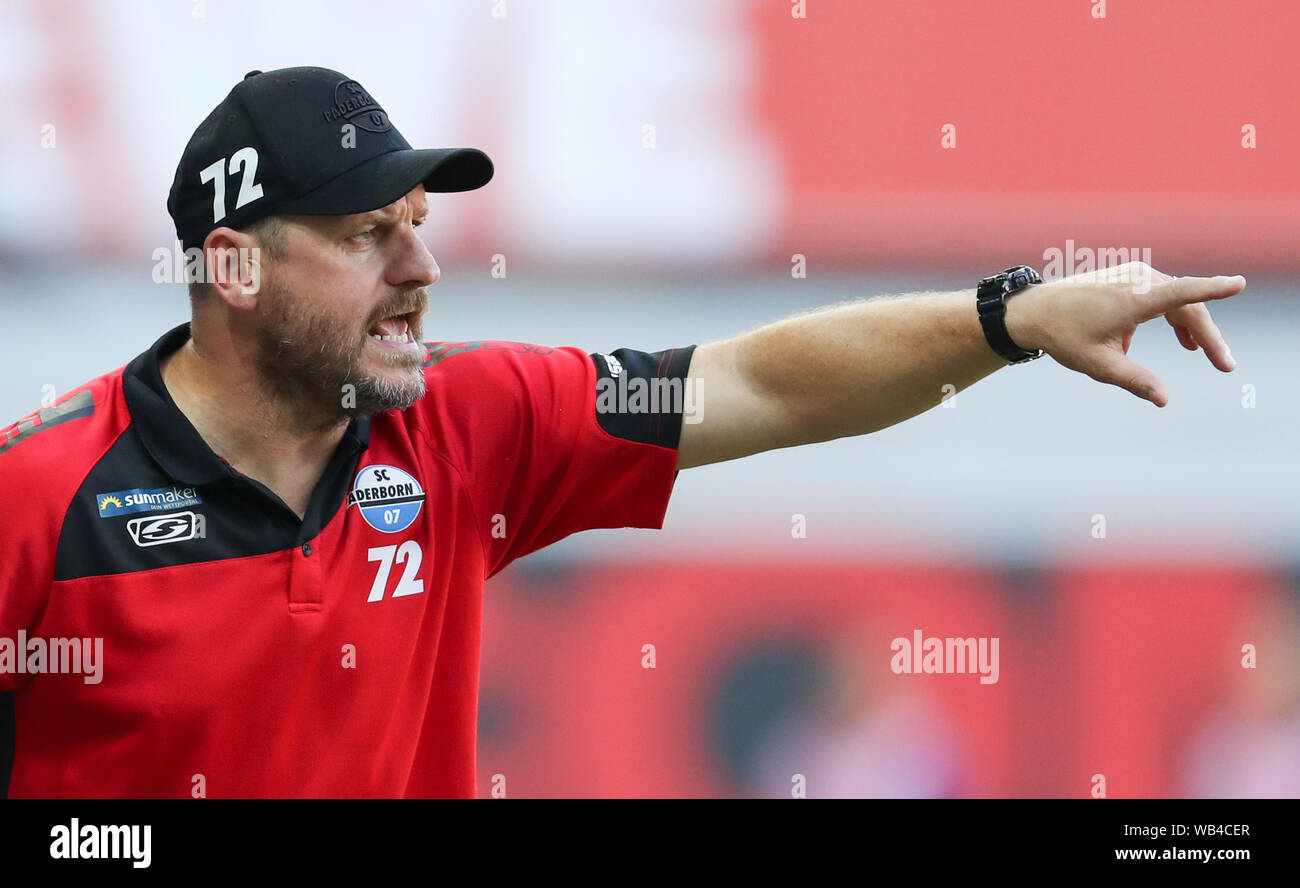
976, 265, 1043, 364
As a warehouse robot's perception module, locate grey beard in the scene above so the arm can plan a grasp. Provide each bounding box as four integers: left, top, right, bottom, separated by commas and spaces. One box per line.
255, 307, 426, 431
341, 360, 427, 417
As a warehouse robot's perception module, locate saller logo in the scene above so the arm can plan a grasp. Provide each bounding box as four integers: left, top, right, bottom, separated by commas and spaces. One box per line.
349, 465, 425, 533
127, 511, 205, 548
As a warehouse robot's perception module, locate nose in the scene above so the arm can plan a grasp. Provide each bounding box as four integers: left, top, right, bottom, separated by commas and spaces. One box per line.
386, 224, 440, 290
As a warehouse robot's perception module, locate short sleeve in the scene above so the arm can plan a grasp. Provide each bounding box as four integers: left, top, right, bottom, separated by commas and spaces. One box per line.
417, 341, 696, 579
0, 414, 66, 693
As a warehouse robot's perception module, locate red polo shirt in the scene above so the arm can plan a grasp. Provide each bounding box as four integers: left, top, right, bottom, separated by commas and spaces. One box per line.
0, 323, 694, 797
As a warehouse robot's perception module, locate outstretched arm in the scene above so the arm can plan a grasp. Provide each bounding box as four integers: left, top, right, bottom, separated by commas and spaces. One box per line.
676, 262, 1244, 470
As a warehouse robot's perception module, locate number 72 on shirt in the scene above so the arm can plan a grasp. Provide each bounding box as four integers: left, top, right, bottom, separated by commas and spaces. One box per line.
366, 541, 424, 603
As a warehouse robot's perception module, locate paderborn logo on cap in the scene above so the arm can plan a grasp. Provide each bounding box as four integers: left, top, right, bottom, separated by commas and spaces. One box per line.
323, 80, 392, 133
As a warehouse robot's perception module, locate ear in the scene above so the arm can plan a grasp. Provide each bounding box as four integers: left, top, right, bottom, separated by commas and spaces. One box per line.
201, 227, 268, 310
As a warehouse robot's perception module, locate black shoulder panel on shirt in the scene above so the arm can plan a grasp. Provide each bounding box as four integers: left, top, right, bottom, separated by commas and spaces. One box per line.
588, 345, 697, 449
53, 423, 336, 581
0, 390, 94, 457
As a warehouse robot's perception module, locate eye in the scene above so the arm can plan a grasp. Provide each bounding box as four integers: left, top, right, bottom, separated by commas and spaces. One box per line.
350, 227, 377, 243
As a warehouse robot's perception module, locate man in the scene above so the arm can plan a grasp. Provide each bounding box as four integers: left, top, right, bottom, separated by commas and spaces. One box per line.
0, 67, 1241, 798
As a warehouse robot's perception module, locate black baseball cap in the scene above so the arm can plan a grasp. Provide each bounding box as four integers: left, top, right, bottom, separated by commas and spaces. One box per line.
167, 66, 492, 251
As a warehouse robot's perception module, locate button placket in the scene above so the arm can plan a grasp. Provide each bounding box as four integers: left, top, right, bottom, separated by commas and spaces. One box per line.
287, 538, 324, 613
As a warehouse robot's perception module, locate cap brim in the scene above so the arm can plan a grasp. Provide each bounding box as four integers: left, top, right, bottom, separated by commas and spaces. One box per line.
275, 147, 493, 216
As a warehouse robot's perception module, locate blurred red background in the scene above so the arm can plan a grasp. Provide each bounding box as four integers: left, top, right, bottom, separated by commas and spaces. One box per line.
477, 561, 1297, 797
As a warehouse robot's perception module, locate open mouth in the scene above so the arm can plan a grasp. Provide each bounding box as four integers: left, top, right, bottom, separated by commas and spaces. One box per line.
366, 308, 421, 346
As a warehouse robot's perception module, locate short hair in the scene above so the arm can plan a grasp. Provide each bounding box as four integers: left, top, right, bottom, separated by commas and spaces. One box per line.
187, 215, 288, 307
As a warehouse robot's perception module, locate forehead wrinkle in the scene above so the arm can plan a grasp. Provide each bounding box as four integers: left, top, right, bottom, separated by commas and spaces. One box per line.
323, 191, 425, 234
362, 196, 426, 226
357, 207, 394, 226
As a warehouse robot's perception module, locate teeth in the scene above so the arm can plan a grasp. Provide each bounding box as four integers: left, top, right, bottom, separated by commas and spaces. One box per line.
369, 333, 411, 343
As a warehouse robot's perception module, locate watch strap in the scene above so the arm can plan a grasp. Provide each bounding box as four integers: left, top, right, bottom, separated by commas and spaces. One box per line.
977, 265, 1043, 364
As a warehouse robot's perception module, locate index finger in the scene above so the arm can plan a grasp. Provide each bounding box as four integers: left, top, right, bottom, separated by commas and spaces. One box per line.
1141, 274, 1246, 320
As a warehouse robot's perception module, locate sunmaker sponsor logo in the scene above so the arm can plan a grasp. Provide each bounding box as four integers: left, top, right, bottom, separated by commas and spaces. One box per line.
97, 485, 202, 518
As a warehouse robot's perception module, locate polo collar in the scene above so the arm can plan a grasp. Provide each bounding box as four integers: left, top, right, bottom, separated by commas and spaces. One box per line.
122, 322, 371, 488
